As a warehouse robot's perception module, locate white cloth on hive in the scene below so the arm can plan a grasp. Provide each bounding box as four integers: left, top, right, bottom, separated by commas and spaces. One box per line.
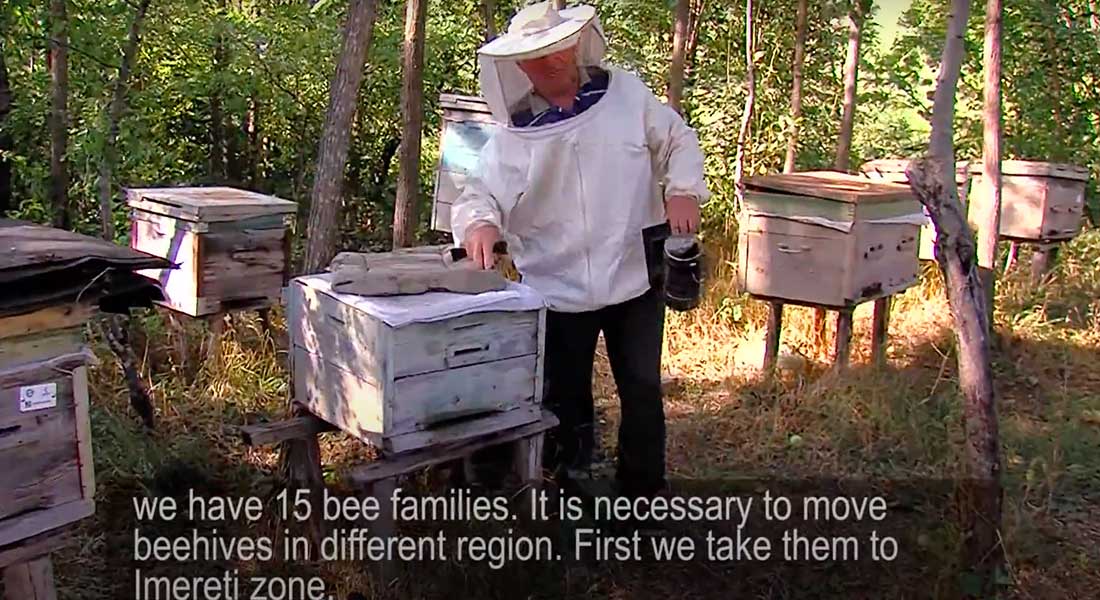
299, 274, 547, 328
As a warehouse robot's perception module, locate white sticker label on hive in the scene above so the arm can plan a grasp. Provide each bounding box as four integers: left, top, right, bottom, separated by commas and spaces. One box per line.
19, 383, 58, 412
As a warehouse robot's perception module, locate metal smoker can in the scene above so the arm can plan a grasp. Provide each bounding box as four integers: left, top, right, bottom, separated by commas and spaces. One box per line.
664, 235, 704, 311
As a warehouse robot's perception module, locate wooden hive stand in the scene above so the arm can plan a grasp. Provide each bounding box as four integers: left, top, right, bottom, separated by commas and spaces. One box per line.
240, 405, 557, 581
737, 172, 925, 372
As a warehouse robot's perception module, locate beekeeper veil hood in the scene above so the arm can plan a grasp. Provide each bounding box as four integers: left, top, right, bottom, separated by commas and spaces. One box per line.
477, 2, 607, 125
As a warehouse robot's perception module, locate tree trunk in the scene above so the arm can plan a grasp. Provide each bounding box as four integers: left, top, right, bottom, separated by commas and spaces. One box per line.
732, 0, 755, 213
977, 0, 1002, 332
553, 0, 566, 10
97, 0, 152, 241
783, 0, 808, 173
904, 0, 1003, 592
302, 0, 378, 274
668, 0, 689, 114
481, 0, 496, 43
834, 0, 867, 173
209, 1, 228, 181
48, 0, 70, 230
1091, 0, 1100, 36
391, 0, 428, 249
0, 40, 12, 216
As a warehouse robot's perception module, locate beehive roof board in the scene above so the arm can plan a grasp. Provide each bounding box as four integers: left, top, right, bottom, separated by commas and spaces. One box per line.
125, 186, 297, 222
969, 160, 1090, 181
0, 220, 169, 317
743, 172, 925, 232
860, 159, 971, 185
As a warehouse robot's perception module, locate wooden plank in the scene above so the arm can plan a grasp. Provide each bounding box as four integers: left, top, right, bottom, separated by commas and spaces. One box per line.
348, 410, 557, 485
286, 280, 386, 386
0, 307, 94, 341
0, 530, 72, 570
278, 402, 328, 550
871, 297, 891, 366
743, 229, 849, 307
292, 346, 385, 443
0, 500, 94, 548
971, 160, 1089, 180
3, 556, 57, 600
745, 171, 915, 204
126, 187, 297, 222
390, 310, 539, 377
382, 404, 542, 456
834, 308, 854, 370
513, 433, 544, 488
368, 477, 397, 584
0, 353, 91, 394
0, 410, 82, 521
0, 329, 84, 370
239, 414, 337, 446
71, 367, 93, 501
389, 355, 539, 434
763, 302, 783, 372
533, 307, 546, 407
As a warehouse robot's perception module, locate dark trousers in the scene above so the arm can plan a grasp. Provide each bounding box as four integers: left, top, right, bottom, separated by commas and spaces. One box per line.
542, 287, 666, 496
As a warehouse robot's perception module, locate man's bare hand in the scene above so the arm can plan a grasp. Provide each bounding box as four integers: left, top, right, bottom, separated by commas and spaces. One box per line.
666, 195, 701, 235
464, 224, 501, 270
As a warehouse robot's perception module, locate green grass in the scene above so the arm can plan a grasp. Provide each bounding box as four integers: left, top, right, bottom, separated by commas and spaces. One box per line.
11, 228, 1099, 599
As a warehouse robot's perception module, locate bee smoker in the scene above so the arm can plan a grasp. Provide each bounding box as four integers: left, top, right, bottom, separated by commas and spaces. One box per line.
663, 234, 704, 312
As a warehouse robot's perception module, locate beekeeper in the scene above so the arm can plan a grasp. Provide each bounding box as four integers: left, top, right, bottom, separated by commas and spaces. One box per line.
451, 1, 709, 499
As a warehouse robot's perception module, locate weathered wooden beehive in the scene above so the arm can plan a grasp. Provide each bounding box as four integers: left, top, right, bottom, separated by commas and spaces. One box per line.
430, 94, 498, 234
967, 161, 1089, 242
737, 172, 923, 308
859, 159, 971, 261
0, 310, 95, 548
0, 221, 167, 548
127, 186, 297, 316
287, 248, 546, 454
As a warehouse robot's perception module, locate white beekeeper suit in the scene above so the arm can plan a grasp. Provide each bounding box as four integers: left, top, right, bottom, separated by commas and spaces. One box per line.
451, 2, 711, 313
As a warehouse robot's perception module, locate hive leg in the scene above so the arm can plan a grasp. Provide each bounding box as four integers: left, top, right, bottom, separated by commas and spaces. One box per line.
763, 301, 784, 373
834, 308, 855, 371
3, 557, 57, 600
871, 297, 891, 367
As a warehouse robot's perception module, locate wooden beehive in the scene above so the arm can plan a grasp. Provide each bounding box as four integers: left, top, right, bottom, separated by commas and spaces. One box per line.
859, 159, 971, 261
127, 186, 297, 317
967, 161, 1089, 242
737, 172, 922, 308
0, 305, 95, 548
430, 94, 499, 234
286, 256, 545, 454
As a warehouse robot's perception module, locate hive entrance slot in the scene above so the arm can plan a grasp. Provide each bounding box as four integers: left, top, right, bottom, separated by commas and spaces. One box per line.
422, 408, 502, 430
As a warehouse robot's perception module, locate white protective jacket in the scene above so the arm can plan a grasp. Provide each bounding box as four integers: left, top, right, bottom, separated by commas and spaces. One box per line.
451, 18, 710, 313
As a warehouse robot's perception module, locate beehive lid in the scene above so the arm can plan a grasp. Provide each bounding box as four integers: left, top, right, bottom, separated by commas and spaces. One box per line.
745, 171, 915, 204
125, 186, 297, 222
440, 93, 493, 117
860, 159, 970, 185
970, 160, 1089, 181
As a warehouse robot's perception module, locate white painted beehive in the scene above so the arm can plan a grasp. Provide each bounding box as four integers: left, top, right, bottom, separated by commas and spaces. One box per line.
286, 263, 546, 454
737, 172, 923, 308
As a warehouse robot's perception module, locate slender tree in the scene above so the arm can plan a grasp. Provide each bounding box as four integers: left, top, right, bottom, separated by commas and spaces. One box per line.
97, 0, 152, 241
48, 0, 70, 229
668, 0, 690, 114
732, 0, 755, 212
834, 0, 869, 172
977, 0, 1003, 330
553, 0, 566, 10
783, 0, 808, 173
303, 0, 379, 273
904, 0, 1003, 590
392, 0, 428, 248
0, 38, 12, 216
481, 0, 497, 42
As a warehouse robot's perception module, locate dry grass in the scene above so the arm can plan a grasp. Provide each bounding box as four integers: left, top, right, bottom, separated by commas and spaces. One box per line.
18, 228, 1100, 599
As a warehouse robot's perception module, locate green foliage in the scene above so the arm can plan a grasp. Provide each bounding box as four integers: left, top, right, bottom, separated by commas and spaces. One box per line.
1, 0, 1098, 242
